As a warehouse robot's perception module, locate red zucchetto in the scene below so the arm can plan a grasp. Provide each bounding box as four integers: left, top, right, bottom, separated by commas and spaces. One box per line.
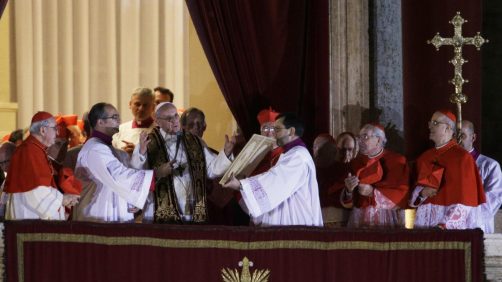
257, 107, 280, 125
31, 111, 54, 125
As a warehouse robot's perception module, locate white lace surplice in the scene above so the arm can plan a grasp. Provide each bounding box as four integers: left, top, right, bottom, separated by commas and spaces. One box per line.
410, 186, 479, 229
475, 154, 502, 233
347, 189, 405, 228
74, 137, 153, 222
239, 146, 323, 227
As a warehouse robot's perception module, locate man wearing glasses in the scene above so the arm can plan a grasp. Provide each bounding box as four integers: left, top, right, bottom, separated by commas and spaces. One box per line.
135, 102, 235, 223
74, 103, 171, 223
410, 110, 485, 229
250, 108, 284, 176
222, 113, 323, 227
4, 111, 79, 220
342, 123, 409, 228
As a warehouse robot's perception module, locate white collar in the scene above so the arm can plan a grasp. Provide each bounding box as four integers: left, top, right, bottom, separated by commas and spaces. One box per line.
160, 128, 179, 143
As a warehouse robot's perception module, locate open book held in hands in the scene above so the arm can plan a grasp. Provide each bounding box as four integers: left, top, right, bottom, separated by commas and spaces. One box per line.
219, 134, 275, 185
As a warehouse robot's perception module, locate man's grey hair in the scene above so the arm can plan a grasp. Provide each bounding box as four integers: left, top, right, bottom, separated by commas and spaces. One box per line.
130, 87, 154, 100
361, 124, 387, 147
437, 112, 457, 132
29, 119, 51, 135
155, 102, 176, 117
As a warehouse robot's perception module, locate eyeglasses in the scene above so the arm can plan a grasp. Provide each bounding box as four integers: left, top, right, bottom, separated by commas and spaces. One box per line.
44, 125, 59, 133
261, 126, 275, 132
428, 120, 449, 127
157, 113, 179, 123
358, 134, 375, 141
102, 114, 120, 121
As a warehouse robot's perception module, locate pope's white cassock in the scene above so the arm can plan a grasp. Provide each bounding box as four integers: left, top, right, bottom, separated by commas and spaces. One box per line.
134, 128, 232, 222
472, 150, 502, 233
74, 136, 153, 222
239, 139, 323, 227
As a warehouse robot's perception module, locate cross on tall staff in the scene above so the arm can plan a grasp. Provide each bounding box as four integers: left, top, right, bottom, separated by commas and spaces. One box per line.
427, 11, 488, 141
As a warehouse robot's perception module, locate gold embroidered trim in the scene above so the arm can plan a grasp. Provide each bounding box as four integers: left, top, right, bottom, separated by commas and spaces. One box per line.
15, 233, 473, 282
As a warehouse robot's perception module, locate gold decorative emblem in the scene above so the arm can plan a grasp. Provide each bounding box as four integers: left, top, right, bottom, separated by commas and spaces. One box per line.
221, 257, 270, 282
427, 12, 488, 141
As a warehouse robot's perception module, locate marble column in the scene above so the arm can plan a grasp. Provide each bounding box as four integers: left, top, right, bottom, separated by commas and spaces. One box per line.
372, 0, 404, 153
329, 0, 370, 136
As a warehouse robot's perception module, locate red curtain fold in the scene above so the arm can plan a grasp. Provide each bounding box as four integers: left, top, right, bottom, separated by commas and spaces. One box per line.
0, 0, 7, 19
185, 0, 329, 146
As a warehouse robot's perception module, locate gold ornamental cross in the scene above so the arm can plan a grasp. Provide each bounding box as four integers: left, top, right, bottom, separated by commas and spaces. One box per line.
427, 11, 488, 135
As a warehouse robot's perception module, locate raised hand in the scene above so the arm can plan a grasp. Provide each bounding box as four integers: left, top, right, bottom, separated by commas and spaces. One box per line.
155, 160, 177, 178
344, 173, 359, 192
223, 134, 237, 157
121, 140, 135, 154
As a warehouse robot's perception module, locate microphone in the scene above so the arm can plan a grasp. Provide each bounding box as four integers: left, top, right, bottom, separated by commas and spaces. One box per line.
174, 130, 182, 160
173, 130, 185, 176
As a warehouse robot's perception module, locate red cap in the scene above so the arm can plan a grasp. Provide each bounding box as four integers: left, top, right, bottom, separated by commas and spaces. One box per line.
53, 114, 78, 139
61, 115, 78, 126
438, 109, 456, 123
31, 111, 54, 125
257, 107, 280, 125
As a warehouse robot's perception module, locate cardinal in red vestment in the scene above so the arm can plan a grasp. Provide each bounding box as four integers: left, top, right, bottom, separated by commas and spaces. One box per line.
410, 110, 485, 229
343, 123, 409, 228
4, 111, 79, 220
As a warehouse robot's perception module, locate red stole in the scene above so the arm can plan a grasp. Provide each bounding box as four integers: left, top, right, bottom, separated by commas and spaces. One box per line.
416, 140, 485, 207
350, 150, 410, 209
5, 135, 57, 193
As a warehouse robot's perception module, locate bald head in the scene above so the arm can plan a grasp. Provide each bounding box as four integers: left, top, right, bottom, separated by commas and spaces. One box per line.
0, 142, 16, 172
460, 120, 476, 151
461, 120, 474, 134
336, 132, 358, 163
313, 134, 335, 158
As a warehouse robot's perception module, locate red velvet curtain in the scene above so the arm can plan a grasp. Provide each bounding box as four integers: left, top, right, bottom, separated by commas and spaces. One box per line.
4, 221, 485, 282
402, 1, 483, 159
0, 0, 7, 19
185, 0, 329, 146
